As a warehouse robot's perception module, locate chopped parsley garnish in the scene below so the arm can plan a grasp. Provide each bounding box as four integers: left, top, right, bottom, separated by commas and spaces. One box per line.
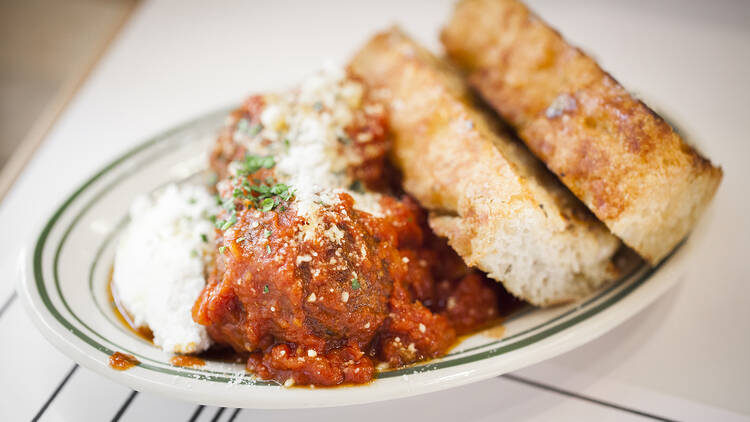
212, 154, 296, 229
221, 196, 235, 211
271, 183, 292, 200
236, 118, 249, 132
219, 211, 237, 230
238, 154, 275, 176
218, 246, 226, 254
251, 184, 269, 195
236, 118, 263, 138
263, 229, 272, 238
190, 249, 198, 258
266, 244, 272, 254
261, 197, 275, 212
200, 234, 208, 243
351, 277, 361, 290
236, 236, 245, 243
263, 284, 269, 294
349, 180, 364, 193
188, 197, 197, 204
249, 123, 263, 136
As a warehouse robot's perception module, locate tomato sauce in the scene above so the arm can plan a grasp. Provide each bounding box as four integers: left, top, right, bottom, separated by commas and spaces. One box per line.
109, 352, 140, 371
193, 190, 516, 386
104, 74, 523, 386
170, 355, 206, 368
189, 80, 522, 386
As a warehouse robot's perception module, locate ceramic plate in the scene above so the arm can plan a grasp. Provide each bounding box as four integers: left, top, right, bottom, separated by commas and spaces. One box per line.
18, 108, 694, 409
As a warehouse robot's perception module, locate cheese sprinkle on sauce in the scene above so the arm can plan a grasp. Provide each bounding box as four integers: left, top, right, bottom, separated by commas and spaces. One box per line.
231, 65, 384, 225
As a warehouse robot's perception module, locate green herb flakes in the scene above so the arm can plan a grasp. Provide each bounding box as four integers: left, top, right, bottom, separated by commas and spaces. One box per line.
220, 211, 237, 230
222, 197, 235, 211
236, 118, 250, 133
238, 154, 276, 176
351, 277, 361, 290
261, 197, 275, 212
236, 118, 263, 138
263, 284, 269, 294
226, 154, 294, 213
249, 123, 263, 136
348, 180, 364, 193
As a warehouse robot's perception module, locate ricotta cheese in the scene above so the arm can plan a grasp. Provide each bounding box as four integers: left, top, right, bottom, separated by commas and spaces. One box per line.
113, 183, 217, 354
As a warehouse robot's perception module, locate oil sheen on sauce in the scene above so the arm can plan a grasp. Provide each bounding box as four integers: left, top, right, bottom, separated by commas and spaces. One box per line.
110, 264, 515, 379
109, 268, 154, 344
480, 324, 506, 339
109, 352, 140, 371
170, 355, 206, 368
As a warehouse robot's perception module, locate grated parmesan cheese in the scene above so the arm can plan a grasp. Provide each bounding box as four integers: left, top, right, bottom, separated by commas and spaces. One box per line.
324, 224, 345, 244
296, 254, 313, 265
234, 65, 384, 232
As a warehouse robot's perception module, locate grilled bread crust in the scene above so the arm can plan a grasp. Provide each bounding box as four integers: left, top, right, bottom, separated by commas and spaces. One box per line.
350, 28, 620, 306
441, 0, 722, 264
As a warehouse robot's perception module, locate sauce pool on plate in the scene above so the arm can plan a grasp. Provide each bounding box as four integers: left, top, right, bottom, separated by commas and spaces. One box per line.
109, 352, 140, 371
170, 355, 206, 368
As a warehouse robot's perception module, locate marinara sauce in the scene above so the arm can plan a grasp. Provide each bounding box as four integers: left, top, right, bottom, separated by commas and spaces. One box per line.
192, 75, 516, 386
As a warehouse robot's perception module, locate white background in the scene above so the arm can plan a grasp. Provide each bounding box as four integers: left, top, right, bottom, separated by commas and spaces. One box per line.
1, 0, 749, 420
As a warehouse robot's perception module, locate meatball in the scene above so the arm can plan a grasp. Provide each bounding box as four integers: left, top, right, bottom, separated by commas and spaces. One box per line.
192, 71, 511, 386
193, 190, 505, 385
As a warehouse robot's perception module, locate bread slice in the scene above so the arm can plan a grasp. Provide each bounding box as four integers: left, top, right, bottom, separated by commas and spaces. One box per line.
441, 0, 723, 264
349, 27, 621, 306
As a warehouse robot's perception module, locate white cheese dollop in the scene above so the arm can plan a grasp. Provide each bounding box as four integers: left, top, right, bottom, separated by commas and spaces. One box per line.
113, 183, 217, 354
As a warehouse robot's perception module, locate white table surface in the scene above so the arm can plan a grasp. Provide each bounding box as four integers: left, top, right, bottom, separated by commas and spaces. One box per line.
2, 0, 749, 420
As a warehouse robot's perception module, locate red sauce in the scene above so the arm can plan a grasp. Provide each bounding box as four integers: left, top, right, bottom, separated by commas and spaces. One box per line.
109, 352, 140, 371
193, 192, 513, 386
170, 355, 206, 368
190, 80, 523, 386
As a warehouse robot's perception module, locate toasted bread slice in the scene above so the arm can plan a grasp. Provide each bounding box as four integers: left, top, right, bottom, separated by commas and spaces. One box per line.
442, 0, 723, 264
350, 28, 620, 306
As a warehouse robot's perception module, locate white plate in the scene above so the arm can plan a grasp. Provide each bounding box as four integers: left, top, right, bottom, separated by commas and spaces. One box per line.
18, 108, 695, 409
